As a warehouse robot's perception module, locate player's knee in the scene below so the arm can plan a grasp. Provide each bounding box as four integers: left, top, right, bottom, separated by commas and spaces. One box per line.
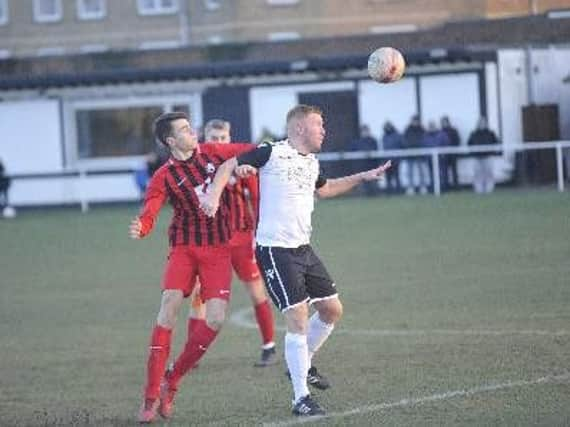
205, 311, 225, 330
319, 298, 343, 324
156, 290, 184, 328
204, 299, 228, 331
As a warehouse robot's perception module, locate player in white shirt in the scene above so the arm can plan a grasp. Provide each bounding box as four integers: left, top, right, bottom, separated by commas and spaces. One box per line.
200, 105, 391, 417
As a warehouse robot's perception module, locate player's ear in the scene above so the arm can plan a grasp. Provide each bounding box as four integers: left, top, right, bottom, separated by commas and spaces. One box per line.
164, 135, 175, 149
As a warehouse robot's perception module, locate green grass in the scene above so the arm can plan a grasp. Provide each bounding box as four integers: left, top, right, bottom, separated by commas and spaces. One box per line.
1, 190, 569, 426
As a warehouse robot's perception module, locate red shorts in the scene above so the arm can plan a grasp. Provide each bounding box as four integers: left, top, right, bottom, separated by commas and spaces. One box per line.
230, 230, 261, 282
162, 245, 232, 301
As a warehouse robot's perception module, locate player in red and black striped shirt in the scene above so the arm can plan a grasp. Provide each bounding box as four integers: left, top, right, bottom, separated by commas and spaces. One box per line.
187, 119, 276, 370
129, 112, 254, 423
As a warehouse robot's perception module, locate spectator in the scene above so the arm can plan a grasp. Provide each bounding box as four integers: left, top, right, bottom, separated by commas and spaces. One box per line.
467, 117, 500, 194
381, 121, 403, 193
0, 158, 11, 209
441, 116, 461, 189
423, 121, 450, 192
350, 125, 379, 196
403, 115, 429, 195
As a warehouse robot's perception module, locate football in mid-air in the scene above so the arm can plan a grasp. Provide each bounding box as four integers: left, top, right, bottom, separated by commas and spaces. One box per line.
367, 47, 406, 83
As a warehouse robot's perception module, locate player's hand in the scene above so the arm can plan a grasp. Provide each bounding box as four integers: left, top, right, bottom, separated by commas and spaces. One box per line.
200, 193, 220, 218
235, 164, 257, 178
129, 218, 142, 239
361, 160, 392, 181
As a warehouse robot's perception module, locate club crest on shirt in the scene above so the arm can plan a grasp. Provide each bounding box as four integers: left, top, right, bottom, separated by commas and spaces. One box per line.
206, 163, 216, 174
288, 165, 314, 190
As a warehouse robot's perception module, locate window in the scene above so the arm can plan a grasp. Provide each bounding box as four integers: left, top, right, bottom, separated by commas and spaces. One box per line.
268, 32, 300, 42
0, 0, 8, 25
79, 44, 109, 54
34, 0, 63, 23
36, 46, 66, 56
76, 106, 164, 159
207, 35, 223, 45
266, 0, 299, 5
139, 40, 180, 50
137, 0, 178, 15
203, 0, 221, 11
77, 0, 106, 20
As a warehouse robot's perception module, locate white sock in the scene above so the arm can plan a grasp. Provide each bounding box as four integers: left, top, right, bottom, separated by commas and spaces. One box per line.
307, 312, 335, 365
285, 332, 310, 403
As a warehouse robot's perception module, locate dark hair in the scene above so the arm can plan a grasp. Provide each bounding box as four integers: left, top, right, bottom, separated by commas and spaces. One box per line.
286, 104, 323, 124
153, 111, 189, 146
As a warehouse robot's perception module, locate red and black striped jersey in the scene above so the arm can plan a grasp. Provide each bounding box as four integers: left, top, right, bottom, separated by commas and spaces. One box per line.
224, 173, 258, 233
138, 143, 254, 247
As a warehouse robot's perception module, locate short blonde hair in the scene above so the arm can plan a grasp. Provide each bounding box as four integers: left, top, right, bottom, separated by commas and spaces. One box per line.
286, 105, 323, 125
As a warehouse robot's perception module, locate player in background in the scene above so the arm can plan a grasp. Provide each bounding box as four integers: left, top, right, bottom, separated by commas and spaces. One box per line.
129, 111, 254, 423
200, 105, 391, 417
187, 119, 277, 367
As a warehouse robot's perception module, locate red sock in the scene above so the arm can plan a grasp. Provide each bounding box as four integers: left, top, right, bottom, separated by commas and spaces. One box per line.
144, 325, 172, 400
254, 300, 275, 346
168, 322, 218, 390
187, 317, 205, 341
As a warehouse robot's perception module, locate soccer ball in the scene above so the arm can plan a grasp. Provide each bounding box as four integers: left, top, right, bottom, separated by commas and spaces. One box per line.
2, 205, 16, 219
367, 47, 406, 83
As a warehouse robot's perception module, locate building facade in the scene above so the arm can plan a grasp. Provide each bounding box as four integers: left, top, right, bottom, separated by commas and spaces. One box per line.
1, 0, 570, 59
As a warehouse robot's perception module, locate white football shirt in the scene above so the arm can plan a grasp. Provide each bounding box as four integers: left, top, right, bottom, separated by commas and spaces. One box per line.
237, 140, 326, 248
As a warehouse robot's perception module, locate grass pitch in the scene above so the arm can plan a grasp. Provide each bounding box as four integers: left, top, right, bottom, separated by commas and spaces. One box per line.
0, 190, 569, 426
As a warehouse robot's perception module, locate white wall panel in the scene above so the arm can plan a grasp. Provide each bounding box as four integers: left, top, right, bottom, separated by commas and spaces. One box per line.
358, 77, 416, 139
419, 73, 480, 144
0, 99, 63, 174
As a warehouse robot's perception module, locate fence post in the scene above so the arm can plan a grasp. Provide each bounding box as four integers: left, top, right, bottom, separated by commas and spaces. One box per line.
556, 143, 565, 192
79, 169, 89, 213
432, 151, 441, 196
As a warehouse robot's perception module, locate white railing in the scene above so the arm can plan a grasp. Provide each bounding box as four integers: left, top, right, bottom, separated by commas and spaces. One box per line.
5, 141, 570, 211
318, 140, 570, 195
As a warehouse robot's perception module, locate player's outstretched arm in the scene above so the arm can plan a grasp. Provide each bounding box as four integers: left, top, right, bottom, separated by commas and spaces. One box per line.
201, 157, 238, 217
316, 160, 391, 199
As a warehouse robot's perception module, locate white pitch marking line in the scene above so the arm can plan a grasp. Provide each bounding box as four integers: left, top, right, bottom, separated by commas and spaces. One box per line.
263, 373, 570, 426
230, 306, 569, 336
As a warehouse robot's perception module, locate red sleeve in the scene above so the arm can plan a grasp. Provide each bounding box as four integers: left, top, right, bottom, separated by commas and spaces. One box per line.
138, 167, 168, 237
201, 142, 255, 160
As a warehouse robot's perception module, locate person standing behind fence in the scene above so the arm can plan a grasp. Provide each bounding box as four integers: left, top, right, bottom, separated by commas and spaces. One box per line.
467, 117, 500, 194
381, 121, 403, 193
350, 125, 379, 196
423, 121, 450, 192
440, 116, 461, 189
0, 158, 11, 210
403, 115, 428, 195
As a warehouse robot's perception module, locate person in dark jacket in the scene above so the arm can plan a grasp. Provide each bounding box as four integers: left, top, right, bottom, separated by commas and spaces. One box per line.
403, 115, 428, 194
381, 121, 403, 193
0, 158, 11, 209
350, 125, 379, 196
423, 121, 450, 191
441, 116, 461, 189
467, 117, 500, 194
